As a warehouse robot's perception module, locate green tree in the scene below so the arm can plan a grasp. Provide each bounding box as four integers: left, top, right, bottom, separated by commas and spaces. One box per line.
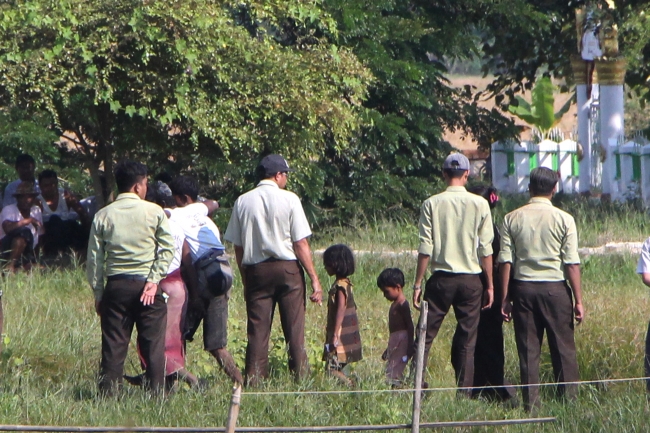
0, 108, 59, 183
0, 0, 371, 206
313, 0, 526, 219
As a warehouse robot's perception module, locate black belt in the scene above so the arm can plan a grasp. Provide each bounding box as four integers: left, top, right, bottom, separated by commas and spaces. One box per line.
107, 274, 147, 282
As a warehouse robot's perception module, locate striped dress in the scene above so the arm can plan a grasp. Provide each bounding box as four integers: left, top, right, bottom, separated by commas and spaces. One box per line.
323, 278, 363, 364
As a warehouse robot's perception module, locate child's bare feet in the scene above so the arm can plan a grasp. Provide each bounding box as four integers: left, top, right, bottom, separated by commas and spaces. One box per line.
328, 369, 353, 387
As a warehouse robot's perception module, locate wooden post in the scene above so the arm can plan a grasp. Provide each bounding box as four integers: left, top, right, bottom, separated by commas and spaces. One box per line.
411, 302, 428, 433
225, 383, 242, 433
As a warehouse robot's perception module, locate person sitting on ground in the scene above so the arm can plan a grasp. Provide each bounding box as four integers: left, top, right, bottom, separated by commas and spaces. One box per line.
3, 154, 40, 208
37, 169, 89, 255
322, 244, 362, 386
125, 181, 202, 390
377, 268, 414, 386
80, 173, 110, 221
168, 175, 243, 385
0, 182, 44, 272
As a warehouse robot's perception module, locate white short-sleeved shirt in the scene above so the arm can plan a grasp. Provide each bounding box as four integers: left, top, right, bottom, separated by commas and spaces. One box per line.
169, 203, 224, 263
0, 204, 45, 248
167, 219, 185, 274
223, 180, 312, 266
39, 188, 79, 222
637, 237, 650, 274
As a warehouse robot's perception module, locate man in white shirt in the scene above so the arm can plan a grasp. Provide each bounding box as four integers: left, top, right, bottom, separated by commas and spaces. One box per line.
0, 181, 44, 272
3, 154, 40, 208
224, 154, 323, 387
168, 176, 243, 385
637, 237, 650, 393
37, 169, 89, 255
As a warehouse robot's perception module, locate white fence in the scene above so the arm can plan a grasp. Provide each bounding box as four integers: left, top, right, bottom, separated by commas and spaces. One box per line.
492, 136, 650, 206
491, 139, 581, 194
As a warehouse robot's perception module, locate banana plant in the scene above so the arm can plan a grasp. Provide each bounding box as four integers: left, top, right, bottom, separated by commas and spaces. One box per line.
508, 77, 574, 142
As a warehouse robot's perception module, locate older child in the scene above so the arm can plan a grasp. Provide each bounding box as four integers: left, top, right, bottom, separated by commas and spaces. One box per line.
377, 268, 414, 386
322, 244, 362, 385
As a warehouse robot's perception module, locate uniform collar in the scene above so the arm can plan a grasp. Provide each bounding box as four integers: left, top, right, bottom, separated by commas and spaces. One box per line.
257, 180, 279, 188
115, 192, 141, 201
446, 186, 467, 193
528, 197, 553, 205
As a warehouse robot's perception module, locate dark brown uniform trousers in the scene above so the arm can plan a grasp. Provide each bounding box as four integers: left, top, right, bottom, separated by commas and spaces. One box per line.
99, 277, 167, 394
511, 280, 578, 411
244, 259, 306, 385
418, 272, 483, 395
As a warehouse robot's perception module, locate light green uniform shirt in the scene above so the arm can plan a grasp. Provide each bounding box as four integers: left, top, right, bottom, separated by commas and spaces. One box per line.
498, 197, 580, 281
86, 193, 174, 302
418, 186, 494, 274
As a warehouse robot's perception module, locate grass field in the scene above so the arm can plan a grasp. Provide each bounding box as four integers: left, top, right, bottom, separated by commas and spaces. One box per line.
1, 243, 650, 432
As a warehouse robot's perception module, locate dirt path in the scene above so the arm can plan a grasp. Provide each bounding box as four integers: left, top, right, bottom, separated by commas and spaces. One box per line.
314, 241, 645, 258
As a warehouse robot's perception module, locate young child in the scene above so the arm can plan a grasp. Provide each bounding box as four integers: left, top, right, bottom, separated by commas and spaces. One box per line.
377, 268, 414, 386
322, 244, 362, 384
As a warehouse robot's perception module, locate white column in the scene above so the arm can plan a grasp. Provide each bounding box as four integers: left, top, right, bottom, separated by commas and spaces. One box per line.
576, 84, 591, 193
600, 85, 624, 197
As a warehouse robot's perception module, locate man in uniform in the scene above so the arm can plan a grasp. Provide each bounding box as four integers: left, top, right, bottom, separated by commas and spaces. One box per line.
499, 167, 584, 412
87, 160, 174, 395
224, 154, 323, 387
412, 153, 494, 396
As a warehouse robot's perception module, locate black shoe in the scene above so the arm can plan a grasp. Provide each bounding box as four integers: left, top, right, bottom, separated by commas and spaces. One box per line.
123, 373, 145, 386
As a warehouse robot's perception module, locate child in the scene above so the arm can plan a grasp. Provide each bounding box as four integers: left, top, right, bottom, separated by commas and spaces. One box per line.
377, 268, 414, 386
322, 244, 362, 384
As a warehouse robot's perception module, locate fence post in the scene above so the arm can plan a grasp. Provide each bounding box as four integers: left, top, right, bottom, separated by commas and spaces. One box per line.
225, 383, 242, 433
411, 302, 428, 433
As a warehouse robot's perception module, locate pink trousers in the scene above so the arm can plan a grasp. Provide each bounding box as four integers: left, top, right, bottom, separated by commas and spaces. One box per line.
138, 269, 187, 376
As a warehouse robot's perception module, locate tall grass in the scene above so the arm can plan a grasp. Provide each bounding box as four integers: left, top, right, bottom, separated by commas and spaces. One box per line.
303, 193, 650, 251
1, 250, 649, 432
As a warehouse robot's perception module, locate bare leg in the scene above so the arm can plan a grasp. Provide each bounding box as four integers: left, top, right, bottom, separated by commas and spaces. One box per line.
7, 237, 27, 273
175, 368, 200, 387
210, 347, 243, 384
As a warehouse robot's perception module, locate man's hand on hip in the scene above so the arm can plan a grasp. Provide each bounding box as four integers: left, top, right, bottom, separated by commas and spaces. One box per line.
140, 282, 158, 306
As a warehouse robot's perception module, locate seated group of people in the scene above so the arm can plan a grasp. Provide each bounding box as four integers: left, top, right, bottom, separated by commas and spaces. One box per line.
0, 154, 92, 272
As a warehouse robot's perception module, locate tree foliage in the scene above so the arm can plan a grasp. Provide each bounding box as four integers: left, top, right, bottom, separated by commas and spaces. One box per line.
1, 0, 649, 223
0, 0, 371, 206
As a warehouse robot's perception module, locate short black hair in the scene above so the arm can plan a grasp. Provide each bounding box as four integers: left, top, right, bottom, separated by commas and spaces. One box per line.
114, 160, 147, 193
154, 172, 173, 184
145, 182, 176, 208
443, 168, 467, 179
322, 244, 355, 278
467, 184, 499, 209
38, 169, 58, 183
377, 268, 405, 289
168, 175, 199, 201
15, 154, 35, 167
529, 167, 558, 196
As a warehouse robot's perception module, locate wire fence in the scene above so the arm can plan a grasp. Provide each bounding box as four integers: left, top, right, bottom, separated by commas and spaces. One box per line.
0, 418, 557, 433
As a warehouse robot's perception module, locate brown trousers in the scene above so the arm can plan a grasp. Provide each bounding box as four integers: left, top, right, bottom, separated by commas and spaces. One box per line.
99, 278, 167, 395
244, 260, 307, 386
417, 272, 483, 395
511, 280, 579, 411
